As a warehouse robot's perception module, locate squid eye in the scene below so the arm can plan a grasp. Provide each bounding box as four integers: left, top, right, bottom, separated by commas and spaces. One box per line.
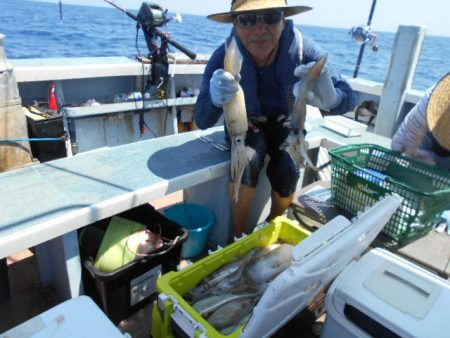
235, 136, 245, 145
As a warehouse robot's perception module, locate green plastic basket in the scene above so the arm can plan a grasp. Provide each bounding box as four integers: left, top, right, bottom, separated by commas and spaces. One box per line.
329, 144, 450, 245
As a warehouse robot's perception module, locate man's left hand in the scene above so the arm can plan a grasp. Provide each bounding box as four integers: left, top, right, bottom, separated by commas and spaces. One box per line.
293, 61, 342, 110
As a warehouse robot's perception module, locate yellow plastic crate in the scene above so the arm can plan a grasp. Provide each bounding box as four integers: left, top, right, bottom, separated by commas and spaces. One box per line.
151, 216, 310, 338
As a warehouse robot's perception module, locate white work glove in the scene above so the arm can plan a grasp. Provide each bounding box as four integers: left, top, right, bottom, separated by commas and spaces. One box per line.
293, 61, 341, 110
209, 69, 240, 107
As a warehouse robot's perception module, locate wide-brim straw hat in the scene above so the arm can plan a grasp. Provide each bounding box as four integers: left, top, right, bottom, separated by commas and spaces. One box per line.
207, 0, 312, 23
427, 73, 450, 150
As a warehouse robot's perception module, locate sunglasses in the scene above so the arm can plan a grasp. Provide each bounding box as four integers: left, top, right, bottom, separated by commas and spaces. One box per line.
235, 11, 284, 28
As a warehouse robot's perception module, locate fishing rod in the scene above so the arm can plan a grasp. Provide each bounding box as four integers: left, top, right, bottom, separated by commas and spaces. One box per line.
102, 0, 196, 60
59, 0, 63, 21
352, 0, 377, 78
103, 0, 137, 21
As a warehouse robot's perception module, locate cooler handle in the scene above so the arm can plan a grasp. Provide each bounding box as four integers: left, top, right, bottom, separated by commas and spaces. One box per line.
158, 293, 208, 338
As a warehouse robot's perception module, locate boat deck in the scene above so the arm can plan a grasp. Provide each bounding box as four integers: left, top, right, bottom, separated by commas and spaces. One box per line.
380, 231, 450, 278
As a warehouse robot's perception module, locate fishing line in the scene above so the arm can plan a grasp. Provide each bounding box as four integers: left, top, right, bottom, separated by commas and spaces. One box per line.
167, 52, 178, 134
160, 49, 174, 136
163, 84, 169, 136
135, 26, 158, 138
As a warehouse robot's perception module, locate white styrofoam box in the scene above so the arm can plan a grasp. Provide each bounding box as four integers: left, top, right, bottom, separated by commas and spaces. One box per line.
323, 115, 368, 137
305, 105, 324, 131
321, 248, 450, 338
0, 296, 126, 338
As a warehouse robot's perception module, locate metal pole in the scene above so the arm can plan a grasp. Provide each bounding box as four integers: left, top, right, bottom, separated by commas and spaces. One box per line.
59, 1, 63, 21
353, 0, 377, 78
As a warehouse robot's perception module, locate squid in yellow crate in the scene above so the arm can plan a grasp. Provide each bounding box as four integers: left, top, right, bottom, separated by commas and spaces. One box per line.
151, 195, 402, 338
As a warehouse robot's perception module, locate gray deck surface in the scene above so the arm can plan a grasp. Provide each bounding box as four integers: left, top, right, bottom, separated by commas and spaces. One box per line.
397, 231, 450, 278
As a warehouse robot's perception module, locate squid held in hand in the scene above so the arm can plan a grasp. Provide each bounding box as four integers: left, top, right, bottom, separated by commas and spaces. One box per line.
223, 37, 248, 202
287, 54, 328, 169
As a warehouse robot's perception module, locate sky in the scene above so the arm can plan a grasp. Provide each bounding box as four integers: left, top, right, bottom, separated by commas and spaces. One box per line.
39, 0, 450, 37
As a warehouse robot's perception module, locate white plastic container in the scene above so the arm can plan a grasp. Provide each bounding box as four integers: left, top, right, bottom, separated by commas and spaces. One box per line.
323, 115, 368, 137
0, 296, 126, 338
322, 248, 450, 338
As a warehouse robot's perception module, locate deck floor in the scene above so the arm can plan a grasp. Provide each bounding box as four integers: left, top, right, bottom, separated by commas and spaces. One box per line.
0, 250, 60, 334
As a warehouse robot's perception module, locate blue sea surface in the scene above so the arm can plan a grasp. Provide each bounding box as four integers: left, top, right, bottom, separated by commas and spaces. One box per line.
1, 0, 449, 90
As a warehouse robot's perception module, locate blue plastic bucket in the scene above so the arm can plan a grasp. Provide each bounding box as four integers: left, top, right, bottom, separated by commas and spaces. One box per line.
163, 204, 214, 258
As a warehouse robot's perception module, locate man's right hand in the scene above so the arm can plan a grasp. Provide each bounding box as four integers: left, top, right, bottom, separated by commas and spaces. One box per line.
209, 69, 240, 107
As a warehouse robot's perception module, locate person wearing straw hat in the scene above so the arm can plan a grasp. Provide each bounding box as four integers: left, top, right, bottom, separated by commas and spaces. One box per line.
195, 0, 358, 235
391, 73, 450, 234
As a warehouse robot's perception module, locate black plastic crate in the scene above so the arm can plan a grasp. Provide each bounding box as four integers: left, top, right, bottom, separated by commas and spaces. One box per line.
26, 113, 66, 162
79, 203, 188, 324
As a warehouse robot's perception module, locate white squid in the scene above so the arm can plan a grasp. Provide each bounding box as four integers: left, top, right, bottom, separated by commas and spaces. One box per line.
287, 54, 328, 169
223, 37, 248, 202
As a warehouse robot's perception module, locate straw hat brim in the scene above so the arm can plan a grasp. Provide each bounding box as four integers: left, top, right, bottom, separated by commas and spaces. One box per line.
427, 73, 450, 151
208, 6, 312, 23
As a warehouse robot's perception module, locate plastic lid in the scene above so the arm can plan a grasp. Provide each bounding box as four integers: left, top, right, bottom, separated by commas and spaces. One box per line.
241, 194, 403, 338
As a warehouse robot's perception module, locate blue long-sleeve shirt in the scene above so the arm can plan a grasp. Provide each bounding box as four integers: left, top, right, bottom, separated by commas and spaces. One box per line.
195, 22, 358, 129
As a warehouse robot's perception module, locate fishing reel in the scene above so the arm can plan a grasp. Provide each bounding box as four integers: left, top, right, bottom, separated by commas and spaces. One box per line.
103, 0, 196, 135
138, 6, 187, 59
349, 25, 379, 52
134, 3, 194, 98
137, 3, 168, 28
103, 0, 194, 59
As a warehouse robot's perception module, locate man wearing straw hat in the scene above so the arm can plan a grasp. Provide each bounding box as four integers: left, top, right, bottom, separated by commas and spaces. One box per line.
392, 73, 450, 234
195, 0, 358, 235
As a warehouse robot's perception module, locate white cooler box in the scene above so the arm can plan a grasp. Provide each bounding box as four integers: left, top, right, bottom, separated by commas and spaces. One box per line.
0, 296, 126, 338
322, 248, 450, 338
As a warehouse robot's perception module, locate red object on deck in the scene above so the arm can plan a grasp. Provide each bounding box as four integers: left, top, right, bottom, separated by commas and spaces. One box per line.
49, 83, 58, 110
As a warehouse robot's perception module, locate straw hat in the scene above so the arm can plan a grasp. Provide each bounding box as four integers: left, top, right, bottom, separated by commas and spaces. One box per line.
427, 73, 450, 150
207, 0, 312, 23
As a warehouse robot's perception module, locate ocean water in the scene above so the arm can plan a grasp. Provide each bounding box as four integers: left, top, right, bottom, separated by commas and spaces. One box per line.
1, 0, 449, 90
